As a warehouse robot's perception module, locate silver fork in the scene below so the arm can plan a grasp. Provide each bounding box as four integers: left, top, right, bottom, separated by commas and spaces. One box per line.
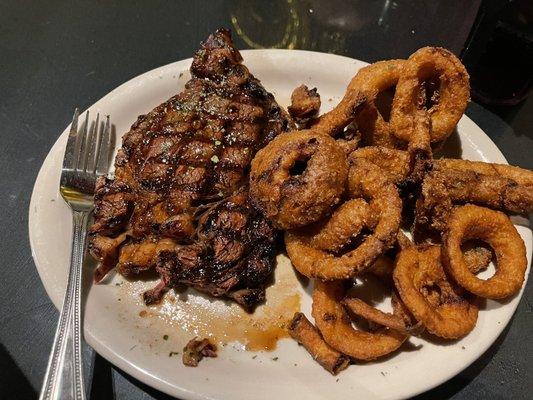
39, 109, 111, 400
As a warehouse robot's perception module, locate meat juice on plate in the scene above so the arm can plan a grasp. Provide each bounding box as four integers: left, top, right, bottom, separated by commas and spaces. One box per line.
117, 255, 301, 351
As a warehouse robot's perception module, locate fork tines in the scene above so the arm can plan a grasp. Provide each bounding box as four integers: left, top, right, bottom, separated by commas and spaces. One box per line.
62, 109, 111, 176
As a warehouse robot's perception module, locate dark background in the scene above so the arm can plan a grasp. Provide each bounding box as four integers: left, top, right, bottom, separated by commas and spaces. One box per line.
0, 1, 531, 399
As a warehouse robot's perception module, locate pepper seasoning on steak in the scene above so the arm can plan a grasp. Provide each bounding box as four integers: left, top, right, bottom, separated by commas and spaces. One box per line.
88, 28, 293, 308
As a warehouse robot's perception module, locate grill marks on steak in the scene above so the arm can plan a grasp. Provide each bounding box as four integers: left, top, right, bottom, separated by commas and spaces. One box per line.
88, 29, 291, 308
151, 190, 277, 306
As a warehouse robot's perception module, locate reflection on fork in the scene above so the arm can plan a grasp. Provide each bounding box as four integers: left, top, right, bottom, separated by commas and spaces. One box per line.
39, 109, 112, 400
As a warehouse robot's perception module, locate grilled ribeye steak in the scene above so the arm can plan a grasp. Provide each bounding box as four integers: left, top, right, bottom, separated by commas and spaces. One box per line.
88, 29, 292, 308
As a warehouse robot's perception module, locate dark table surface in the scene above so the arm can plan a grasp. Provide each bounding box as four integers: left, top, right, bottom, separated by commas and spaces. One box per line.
1, 1, 532, 399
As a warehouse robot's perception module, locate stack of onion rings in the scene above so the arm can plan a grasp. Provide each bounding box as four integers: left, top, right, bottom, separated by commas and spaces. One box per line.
285, 158, 401, 280
245, 46, 532, 375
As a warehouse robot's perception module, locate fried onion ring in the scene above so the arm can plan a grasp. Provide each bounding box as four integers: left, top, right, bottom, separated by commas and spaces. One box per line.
415, 165, 533, 234
391, 291, 421, 333
393, 245, 478, 339
312, 281, 407, 360
442, 205, 526, 299
348, 60, 405, 147
312, 61, 404, 143
285, 159, 401, 280
250, 130, 348, 229
311, 91, 368, 137
289, 312, 350, 375
298, 198, 377, 253
285, 199, 377, 279
390, 47, 469, 143
434, 158, 533, 186
431, 166, 533, 213
342, 297, 423, 336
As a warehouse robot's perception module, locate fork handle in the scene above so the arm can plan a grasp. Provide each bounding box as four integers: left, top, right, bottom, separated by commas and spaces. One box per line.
39, 211, 89, 400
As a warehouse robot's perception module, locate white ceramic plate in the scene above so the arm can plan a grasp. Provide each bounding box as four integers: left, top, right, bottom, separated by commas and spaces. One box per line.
29, 50, 531, 400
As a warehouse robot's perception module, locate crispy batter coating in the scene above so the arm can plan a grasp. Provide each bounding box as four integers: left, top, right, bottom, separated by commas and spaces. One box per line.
414, 170, 454, 235
289, 313, 350, 375
250, 130, 348, 230
312, 281, 407, 360
300, 198, 376, 253
434, 158, 533, 186
405, 112, 433, 186
366, 254, 396, 282
346, 60, 405, 147
442, 205, 527, 299
364, 233, 413, 284
285, 159, 401, 280
311, 90, 368, 137
390, 47, 469, 143
463, 241, 493, 274
342, 297, 423, 335
350, 146, 410, 184
432, 167, 533, 214
335, 138, 360, 156
391, 291, 420, 332
416, 162, 533, 233
288, 85, 321, 126
397, 230, 414, 249
393, 245, 478, 339
285, 199, 376, 279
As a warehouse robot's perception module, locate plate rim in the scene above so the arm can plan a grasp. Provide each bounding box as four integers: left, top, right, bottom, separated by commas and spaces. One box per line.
28, 48, 528, 400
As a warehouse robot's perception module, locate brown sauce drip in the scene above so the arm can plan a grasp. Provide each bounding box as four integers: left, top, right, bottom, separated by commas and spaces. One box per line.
124, 258, 301, 351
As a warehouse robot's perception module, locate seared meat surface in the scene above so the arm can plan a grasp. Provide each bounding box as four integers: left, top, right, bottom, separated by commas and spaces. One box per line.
88, 29, 292, 308
150, 190, 277, 306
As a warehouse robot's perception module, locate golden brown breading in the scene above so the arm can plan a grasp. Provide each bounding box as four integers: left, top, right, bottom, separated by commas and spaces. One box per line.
393, 245, 478, 339
342, 297, 423, 336
390, 47, 469, 143
250, 130, 348, 230
288, 313, 350, 375
285, 159, 401, 280
288, 85, 321, 125
442, 205, 526, 299
312, 281, 407, 360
